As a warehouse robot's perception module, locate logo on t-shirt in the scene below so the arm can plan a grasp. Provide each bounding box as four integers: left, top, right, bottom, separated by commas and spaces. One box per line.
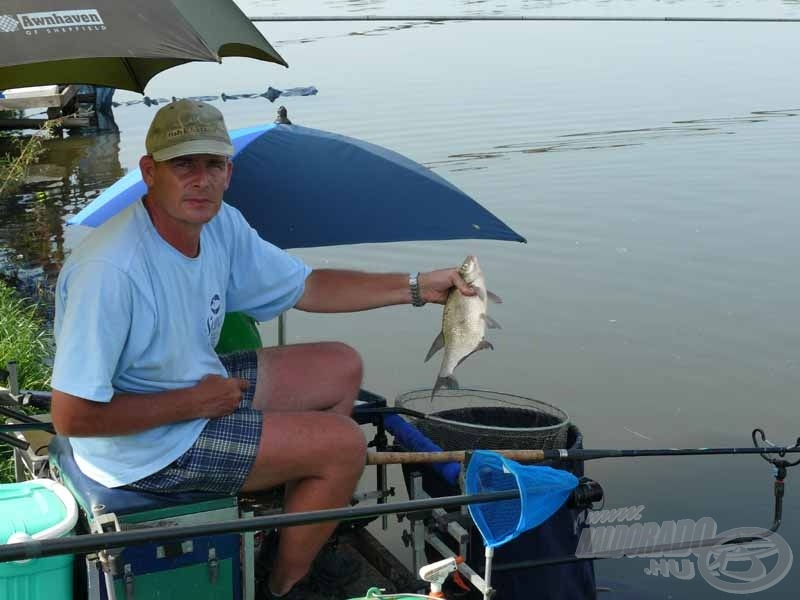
210, 293, 221, 315
206, 293, 224, 339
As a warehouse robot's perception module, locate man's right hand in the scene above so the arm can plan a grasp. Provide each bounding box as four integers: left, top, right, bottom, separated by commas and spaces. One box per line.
194, 374, 250, 418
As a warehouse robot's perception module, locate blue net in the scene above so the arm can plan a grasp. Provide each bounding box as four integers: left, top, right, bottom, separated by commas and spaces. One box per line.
465, 451, 579, 548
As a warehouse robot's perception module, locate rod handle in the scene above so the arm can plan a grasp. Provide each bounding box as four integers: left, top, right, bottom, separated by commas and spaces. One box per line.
366, 449, 546, 465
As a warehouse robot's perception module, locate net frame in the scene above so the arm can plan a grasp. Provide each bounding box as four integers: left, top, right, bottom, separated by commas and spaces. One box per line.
396, 389, 571, 451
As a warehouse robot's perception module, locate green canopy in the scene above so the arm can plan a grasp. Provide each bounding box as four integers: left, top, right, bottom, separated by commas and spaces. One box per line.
0, 0, 286, 93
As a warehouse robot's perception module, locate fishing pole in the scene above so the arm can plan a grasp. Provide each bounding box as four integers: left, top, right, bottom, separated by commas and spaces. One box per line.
249, 16, 800, 23
0, 423, 54, 434
367, 444, 800, 464
0, 431, 27, 450
359, 407, 800, 462
0, 488, 526, 563
367, 428, 800, 465
0, 397, 55, 441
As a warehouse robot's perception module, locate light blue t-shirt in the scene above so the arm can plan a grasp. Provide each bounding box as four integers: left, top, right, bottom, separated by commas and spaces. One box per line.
52, 199, 311, 488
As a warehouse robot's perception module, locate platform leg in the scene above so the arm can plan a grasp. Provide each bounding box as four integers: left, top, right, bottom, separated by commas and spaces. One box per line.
410, 473, 427, 576
241, 509, 255, 600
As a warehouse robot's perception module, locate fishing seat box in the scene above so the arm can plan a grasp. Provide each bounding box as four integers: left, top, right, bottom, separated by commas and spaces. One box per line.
0, 479, 78, 600
48, 436, 255, 600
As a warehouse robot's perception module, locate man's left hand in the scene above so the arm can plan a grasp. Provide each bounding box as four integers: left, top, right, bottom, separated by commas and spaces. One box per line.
419, 268, 476, 305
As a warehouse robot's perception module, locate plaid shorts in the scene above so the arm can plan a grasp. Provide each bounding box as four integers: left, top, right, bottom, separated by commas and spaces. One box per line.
125, 351, 263, 495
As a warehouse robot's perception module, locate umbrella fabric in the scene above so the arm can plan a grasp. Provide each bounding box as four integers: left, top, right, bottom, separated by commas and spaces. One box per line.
70, 124, 526, 249
0, 0, 285, 93
465, 450, 579, 548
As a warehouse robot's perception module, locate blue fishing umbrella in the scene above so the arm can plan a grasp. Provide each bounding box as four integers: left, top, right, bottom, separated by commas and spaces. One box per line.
465, 451, 579, 599
69, 123, 526, 249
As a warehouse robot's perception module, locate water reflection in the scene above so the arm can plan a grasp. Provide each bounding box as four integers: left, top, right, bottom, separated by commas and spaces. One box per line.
0, 131, 124, 294
326, 0, 388, 11
426, 107, 800, 172
271, 20, 441, 46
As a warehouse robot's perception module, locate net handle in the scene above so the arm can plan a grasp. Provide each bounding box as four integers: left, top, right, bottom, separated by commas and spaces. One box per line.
366, 449, 546, 465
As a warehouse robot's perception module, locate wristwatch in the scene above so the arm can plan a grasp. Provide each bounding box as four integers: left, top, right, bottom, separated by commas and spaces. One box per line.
409, 272, 426, 307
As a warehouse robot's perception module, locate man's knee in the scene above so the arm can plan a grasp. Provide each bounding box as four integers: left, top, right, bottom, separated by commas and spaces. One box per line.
305, 415, 366, 481
328, 342, 363, 386
331, 414, 367, 469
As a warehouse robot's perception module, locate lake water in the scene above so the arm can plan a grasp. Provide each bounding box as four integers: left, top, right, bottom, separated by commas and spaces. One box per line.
2, 1, 800, 597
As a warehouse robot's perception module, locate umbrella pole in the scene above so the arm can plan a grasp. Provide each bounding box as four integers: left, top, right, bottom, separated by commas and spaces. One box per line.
278, 312, 287, 346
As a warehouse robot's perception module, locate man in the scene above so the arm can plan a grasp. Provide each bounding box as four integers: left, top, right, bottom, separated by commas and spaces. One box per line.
51, 99, 472, 598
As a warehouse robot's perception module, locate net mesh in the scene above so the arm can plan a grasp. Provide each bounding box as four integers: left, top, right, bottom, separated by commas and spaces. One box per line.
466, 451, 579, 547
395, 389, 570, 451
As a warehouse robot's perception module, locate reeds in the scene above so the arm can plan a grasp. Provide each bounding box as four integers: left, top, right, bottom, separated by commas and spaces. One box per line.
0, 118, 60, 199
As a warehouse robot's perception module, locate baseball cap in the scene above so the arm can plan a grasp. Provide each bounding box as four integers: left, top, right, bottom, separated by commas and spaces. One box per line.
145, 99, 234, 161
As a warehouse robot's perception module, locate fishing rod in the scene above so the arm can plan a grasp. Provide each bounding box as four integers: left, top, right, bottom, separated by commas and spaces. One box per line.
0, 487, 528, 563
360, 408, 800, 464
0, 422, 54, 434
0, 431, 27, 450
0, 459, 784, 569
367, 444, 800, 464
250, 16, 800, 23
0, 398, 55, 441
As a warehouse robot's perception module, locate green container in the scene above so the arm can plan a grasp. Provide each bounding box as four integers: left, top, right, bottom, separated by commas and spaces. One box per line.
0, 479, 78, 600
214, 312, 263, 354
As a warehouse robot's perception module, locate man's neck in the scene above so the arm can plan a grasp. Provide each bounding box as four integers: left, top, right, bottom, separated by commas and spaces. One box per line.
142, 196, 202, 258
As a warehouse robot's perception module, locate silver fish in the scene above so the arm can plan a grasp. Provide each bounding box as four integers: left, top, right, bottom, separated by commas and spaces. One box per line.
425, 255, 502, 400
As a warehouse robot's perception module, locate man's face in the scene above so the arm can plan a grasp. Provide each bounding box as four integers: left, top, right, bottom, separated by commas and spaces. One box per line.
140, 153, 233, 226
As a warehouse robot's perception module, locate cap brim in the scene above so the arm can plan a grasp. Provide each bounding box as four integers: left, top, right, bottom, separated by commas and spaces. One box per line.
152, 140, 234, 162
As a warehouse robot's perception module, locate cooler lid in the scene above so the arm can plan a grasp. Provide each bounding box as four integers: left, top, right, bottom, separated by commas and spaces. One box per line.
0, 479, 78, 544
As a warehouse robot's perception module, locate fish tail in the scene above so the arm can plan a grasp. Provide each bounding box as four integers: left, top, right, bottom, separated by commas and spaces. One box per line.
431, 375, 460, 402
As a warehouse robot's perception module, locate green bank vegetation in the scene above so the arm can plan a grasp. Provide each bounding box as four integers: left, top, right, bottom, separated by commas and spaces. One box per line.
0, 279, 53, 389
1, 116, 59, 482
0, 117, 59, 199
0, 279, 54, 484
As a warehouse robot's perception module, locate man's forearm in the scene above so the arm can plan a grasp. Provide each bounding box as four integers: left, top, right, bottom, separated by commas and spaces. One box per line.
295, 269, 412, 313
51, 387, 203, 437
294, 266, 473, 313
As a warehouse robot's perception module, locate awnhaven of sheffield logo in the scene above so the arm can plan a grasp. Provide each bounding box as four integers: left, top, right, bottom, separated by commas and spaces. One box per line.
0, 9, 105, 35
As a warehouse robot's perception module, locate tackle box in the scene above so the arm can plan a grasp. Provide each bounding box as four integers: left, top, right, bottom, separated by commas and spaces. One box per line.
49, 436, 254, 600
0, 479, 78, 600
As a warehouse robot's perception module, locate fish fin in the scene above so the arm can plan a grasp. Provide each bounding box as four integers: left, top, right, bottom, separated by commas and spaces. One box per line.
424, 331, 445, 362
454, 340, 494, 369
487, 290, 503, 304
474, 286, 486, 302
482, 314, 502, 329
431, 375, 459, 401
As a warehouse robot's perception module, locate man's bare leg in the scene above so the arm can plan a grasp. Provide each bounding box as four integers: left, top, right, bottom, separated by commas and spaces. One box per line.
241, 341, 366, 595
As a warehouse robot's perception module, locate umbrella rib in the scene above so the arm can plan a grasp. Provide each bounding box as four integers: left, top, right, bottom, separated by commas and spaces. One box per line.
121, 58, 145, 94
